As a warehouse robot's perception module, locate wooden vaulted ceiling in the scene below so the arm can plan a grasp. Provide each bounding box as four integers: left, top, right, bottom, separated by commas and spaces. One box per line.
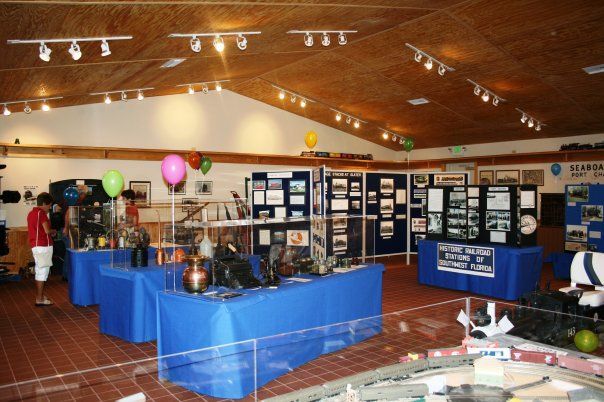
1, 1, 603, 151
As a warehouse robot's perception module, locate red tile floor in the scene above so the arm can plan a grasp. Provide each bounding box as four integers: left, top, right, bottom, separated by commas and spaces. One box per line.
0, 260, 576, 401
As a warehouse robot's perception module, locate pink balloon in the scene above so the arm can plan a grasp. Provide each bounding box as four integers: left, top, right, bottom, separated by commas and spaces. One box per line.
161, 154, 186, 185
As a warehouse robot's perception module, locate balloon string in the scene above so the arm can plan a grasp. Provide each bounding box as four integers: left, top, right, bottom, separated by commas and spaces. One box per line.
171, 186, 175, 291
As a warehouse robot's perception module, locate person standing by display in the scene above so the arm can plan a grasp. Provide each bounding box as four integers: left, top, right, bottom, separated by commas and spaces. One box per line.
121, 189, 139, 228
27, 192, 56, 306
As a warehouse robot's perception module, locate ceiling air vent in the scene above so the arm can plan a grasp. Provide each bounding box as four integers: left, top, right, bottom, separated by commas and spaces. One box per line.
160, 58, 186, 68
582, 64, 604, 75
407, 98, 430, 105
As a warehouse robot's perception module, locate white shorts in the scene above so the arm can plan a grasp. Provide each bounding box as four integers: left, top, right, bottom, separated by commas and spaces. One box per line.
32, 246, 53, 281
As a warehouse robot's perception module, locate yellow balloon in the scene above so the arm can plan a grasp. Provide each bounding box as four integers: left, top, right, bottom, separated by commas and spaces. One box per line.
305, 130, 318, 149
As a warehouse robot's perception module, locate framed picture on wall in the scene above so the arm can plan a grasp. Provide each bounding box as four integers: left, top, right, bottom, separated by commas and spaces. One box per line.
522, 169, 544, 185
181, 198, 200, 212
169, 180, 186, 195
195, 181, 213, 195
495, 170, 520, 185
479, 170, 494, 185
129, 181, 151, 206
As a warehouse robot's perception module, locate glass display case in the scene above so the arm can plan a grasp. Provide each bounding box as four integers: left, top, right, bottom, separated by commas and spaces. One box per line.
160, 214, 377, 297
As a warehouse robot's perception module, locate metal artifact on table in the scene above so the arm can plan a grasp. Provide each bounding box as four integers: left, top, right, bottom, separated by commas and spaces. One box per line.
129, 227, 150, 267
182, 254, 210, 294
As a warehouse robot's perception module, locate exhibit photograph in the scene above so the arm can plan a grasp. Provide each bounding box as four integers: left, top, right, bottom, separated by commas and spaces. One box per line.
1, 1, 604, 401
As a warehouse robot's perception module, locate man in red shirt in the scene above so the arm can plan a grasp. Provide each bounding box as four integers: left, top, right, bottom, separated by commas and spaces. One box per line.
121, 189, 139, 228
27, 192, 56, 306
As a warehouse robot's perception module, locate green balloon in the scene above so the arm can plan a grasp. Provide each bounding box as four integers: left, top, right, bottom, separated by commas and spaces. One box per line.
574, 329, 599, 353
200, 157, 212, 175
102, 169, 124, 198
403, 138, 415, 152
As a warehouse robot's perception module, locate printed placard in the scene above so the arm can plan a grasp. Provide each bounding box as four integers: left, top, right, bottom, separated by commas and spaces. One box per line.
437, 243, 495, 278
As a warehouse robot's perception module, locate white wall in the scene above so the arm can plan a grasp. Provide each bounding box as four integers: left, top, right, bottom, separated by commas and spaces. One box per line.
0, 90, 396, 227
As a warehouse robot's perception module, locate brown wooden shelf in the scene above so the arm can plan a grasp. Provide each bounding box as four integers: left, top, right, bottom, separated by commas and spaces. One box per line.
1, 143, 602, 170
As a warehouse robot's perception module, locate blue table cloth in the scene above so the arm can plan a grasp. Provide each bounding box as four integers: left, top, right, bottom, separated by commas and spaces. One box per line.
418, 240, 543, 300
545, 252, 574, 280
157, 264, 385, 399
99, 255, 261, 342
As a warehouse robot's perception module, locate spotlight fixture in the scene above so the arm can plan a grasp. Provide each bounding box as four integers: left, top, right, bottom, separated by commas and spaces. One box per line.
90, 87, 154, 104
271, 85, 315, 109
382, 132, 389, 140
330, 108, 366, 128
212, 35, 225, 53
405, 43, 455, 75
380, 128, 406, 146
399, 138, 404, 145
346, 116, 351, 124
8, 36, 133, 61
190, 36, 201, 52
321, 33, 330, 47
335, 113, 342, 122
278, 90, 285, 100
39, 42, 51, 62
300, 98, 307, 108
467, 80, 505, 107
236, 34, 247, 51
424, 58, 433, 70
290, 95, 297, 103
0, 96, 63, 114
392, 134, 397, 142
169, 31, 261, 53
41, 100, 50, 112
3, 104, 10, 116
100, 40, 111, 57
515, 108, 545, 132
288, 30, 357, 47
304, 32, 314, 47
177, 80, 229, 95
23, 103, 31, 114
68, 41, 82, 60
353, 120, 360, 129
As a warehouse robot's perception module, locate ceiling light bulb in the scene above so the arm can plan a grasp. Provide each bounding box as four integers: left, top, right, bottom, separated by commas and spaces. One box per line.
290, 95, 296, 103
353, 120, 360, 129
520, 114, 527, 123
414, 51, 422, 63
39, 42, 51, 62
481, 91, 490, 102
68, 41, 82, 61
23, 103, 31, 114
101, 40, 111, 57
399, 138, 404, 145
104, 94, 112, 104
300, 99, 306, 108
382, 132, 389, 140
321, 33, 330, 47
424, 58, 433, 70
346, 116, 351, 124
215, 82, 222, 92
188, 85, 195, 95
338, 32, 347, 46
190, 36, 201, 53
335, 112, 342, 122
236, 34, 247, 51
278, 90, 285, 100
535, 122, 542, 131
492, 97, 499, 106
202, 84, 209, 94
121, 91, 128, 101
527, 118, 534, 128
473, 85, 481, 96
304, 32, 314, 47
438, 64, 446, 76
137, 90, 144, 101
213, 35, 225, 53
41, 100, 50, 111
3, 105, 10, 116
392, 134, 397, 142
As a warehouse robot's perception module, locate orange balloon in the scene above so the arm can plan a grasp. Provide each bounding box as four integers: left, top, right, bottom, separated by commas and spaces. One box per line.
188, 151, 201, 170
305, 131, 318, 149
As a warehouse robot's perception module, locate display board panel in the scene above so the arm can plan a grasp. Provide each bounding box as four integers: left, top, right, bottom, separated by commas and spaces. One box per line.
565, 184, 604, 252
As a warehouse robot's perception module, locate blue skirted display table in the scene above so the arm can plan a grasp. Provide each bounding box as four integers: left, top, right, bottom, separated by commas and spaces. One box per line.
418, 240, 543, 300
98, 255, 261, 342
544, 252, 574, 280
156, 263, 385, 399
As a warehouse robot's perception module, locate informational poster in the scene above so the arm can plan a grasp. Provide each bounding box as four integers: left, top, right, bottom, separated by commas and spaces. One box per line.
486, 192, 510, 210
253, 191, 265, 205
520, 191, 536, 208
434, 174, 466, 186
266, 190, 284, 205
396, 189, 407, 204
428, 188, 444, 212
437, 243, 494, 278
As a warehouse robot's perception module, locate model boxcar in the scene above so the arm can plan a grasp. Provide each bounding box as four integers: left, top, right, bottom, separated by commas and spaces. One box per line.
510, 348, 557, 365
558, 355, 604, 377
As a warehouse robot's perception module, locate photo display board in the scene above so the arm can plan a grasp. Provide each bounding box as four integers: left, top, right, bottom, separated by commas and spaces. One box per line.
426, 184, 537, 247
410, 173, 467, 252
324, 170, 364, 257
565, 184, 604, 252
251, 170, 312, 256
365, 172, 407, 256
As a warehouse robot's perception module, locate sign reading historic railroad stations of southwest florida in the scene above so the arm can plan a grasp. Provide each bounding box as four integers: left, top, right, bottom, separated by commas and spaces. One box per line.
437, 243, 495, 277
